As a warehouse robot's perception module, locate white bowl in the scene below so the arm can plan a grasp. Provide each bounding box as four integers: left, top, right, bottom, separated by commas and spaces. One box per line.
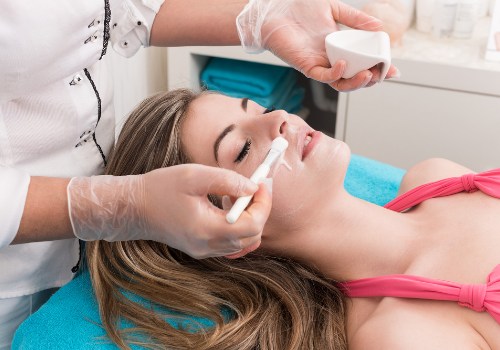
325, 30, 391, 82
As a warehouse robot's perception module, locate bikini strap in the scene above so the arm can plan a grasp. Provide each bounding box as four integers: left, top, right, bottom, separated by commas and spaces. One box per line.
341, 265, 500, 323
384, 168, 500, 212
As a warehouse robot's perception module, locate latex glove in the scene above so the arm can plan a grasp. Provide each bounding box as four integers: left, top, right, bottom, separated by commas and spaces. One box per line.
236, 0, 400, 92
67, 164, 272, 259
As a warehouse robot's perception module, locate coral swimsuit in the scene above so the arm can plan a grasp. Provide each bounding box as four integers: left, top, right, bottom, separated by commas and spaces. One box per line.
341, 168, 500, 323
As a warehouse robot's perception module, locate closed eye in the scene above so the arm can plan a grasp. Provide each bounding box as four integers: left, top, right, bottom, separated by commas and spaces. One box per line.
233, 107, 274, 164
235, 139, 251, 163
264, 106, 276, 114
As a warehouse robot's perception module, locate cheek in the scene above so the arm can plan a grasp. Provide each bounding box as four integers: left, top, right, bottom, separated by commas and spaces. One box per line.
266, 167, 310, 220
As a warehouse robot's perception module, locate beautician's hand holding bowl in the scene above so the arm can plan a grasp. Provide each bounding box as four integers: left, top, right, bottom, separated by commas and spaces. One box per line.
68, 164, 271, 259
237, 0, 400, 92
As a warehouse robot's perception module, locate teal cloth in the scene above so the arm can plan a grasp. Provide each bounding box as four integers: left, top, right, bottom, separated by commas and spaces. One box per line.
201, 57, 292, 97
345, 154, 405, 206
12, 154, 404, 349
274, 85, 305, 114
200, 58, 304, 112
12, 271, 217, 350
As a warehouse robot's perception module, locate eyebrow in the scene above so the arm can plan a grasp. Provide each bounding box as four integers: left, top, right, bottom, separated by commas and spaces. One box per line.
213, 98, 248, 163
241, 97, 249, 111
214, 124, 235, 163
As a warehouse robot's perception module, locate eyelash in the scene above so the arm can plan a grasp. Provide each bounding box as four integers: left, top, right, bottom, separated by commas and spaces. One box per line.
234, 107, 275, 163
264, 106, 276, 114
235, 139, 251, 163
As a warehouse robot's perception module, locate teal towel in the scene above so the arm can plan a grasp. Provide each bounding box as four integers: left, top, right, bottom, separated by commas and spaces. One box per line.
200, 58, 293, 98
249, 70, 296, 110
12, 271, 216, 350
200, 58, 304, 112
282, 85, 305, 114
13, 155, 405, 349
345, 154, 405, 206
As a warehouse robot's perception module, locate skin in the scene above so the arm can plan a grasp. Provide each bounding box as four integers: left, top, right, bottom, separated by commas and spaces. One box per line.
181, 94, 500, 349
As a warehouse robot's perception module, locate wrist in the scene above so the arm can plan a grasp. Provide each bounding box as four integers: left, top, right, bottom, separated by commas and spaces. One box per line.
68, 175, 146, 242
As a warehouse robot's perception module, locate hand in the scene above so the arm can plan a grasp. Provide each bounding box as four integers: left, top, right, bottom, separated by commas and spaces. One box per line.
236, 0, 400, 92
67, 164, 272, 259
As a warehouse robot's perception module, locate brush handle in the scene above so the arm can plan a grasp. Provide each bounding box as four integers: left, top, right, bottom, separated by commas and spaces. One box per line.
226, 164, 270, 224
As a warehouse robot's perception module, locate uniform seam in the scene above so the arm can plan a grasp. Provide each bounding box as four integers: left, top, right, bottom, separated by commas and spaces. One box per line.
83, 68, 107, 167
100, 0, 111, 60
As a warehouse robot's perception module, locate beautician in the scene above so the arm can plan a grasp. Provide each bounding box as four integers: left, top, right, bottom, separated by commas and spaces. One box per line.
0, 0, 396, 347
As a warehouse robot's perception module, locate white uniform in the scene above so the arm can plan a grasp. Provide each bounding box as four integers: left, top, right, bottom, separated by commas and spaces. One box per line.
0, 0, 163, 335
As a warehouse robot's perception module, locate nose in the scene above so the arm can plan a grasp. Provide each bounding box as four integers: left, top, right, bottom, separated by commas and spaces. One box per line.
267, 109, 288, 139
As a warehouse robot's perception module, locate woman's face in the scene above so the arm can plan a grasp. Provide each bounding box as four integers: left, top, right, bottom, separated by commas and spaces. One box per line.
181, 93, 350, 231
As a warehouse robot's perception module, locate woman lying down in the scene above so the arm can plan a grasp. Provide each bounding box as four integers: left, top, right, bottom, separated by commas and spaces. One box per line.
86, 89, 500, 349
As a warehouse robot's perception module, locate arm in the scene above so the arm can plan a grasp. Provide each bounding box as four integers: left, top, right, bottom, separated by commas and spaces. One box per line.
13, 177, 74, 244
149, 0, 398, 91
150, 0, 245, 47
9, 165, 270, 259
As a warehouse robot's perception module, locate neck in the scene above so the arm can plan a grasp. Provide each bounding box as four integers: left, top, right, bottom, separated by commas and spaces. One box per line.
265, 189, 421, 281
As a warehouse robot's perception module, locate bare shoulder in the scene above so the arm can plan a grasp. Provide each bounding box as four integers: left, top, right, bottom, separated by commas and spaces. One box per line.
398, 158, 474, 195
349, 303, 479, 350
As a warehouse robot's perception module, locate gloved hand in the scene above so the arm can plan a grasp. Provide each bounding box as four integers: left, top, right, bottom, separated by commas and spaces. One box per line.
67, 164, 272, 259
236, 0, 400, 92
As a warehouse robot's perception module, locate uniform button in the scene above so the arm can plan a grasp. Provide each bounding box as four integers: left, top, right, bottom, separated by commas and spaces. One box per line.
90, 31, 99, 42
120, 41, 128, 48
88, 17, 103, 28
84, 31, 99, 44
69, 74, 83, 86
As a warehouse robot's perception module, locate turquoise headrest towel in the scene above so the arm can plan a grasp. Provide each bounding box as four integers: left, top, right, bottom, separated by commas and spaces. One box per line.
13, 154, 405, 349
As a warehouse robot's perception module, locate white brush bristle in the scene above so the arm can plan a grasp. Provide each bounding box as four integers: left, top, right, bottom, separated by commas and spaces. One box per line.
271, 137, 289, 152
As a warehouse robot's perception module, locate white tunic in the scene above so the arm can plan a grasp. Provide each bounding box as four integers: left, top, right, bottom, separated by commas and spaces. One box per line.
0, 0, 164, 298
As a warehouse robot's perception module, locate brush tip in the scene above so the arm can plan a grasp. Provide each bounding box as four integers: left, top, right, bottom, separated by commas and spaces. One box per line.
271, 137, 289, 152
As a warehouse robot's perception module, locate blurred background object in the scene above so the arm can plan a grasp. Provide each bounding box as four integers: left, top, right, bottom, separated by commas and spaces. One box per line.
343, 0, 416, 45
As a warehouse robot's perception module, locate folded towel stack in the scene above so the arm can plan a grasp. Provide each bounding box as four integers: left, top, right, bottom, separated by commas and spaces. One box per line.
200, 57, 305, 113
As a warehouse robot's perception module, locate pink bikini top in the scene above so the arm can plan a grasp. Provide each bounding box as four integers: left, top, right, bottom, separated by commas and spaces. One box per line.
341, 168, 500, 323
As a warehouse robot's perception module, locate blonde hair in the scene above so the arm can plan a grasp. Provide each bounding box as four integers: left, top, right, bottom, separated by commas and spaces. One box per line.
86, 89, 347, 349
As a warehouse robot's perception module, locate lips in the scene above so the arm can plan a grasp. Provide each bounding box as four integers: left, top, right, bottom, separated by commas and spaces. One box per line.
301, 130, 321, 160
304, 135, 312, 147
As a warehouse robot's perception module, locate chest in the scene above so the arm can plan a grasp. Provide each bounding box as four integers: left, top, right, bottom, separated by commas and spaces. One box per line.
349, 297, 500, 349
347, 191, 500, 346
408, 191, 500, 283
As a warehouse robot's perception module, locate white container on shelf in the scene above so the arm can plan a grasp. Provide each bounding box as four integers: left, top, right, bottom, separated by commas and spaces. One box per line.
477, 0, 489, 16
416, 0, 435, 32
485, 0, 500, 61
453, 0, 479, 38
341, 0, 415, 44
490, 0, 498, 15
432, 0, 459, 38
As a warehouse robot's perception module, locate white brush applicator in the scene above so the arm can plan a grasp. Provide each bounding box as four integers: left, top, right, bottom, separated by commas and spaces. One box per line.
226, 136, 289, 224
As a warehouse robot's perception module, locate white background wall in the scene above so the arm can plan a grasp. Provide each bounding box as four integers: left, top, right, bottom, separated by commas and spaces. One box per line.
108, 47, 168, 134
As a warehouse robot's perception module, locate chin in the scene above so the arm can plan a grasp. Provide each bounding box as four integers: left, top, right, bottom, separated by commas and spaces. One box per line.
336, 141, 351, 167
323, 137, 350, 165
315, 138, 350, 185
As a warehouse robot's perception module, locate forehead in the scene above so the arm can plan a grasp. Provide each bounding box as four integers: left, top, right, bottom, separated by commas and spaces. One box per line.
190, 93, 241, 117
181, 93, 242, 166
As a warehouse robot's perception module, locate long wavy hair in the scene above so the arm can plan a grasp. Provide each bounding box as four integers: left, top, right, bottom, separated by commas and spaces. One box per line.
86, 89, 348, 350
